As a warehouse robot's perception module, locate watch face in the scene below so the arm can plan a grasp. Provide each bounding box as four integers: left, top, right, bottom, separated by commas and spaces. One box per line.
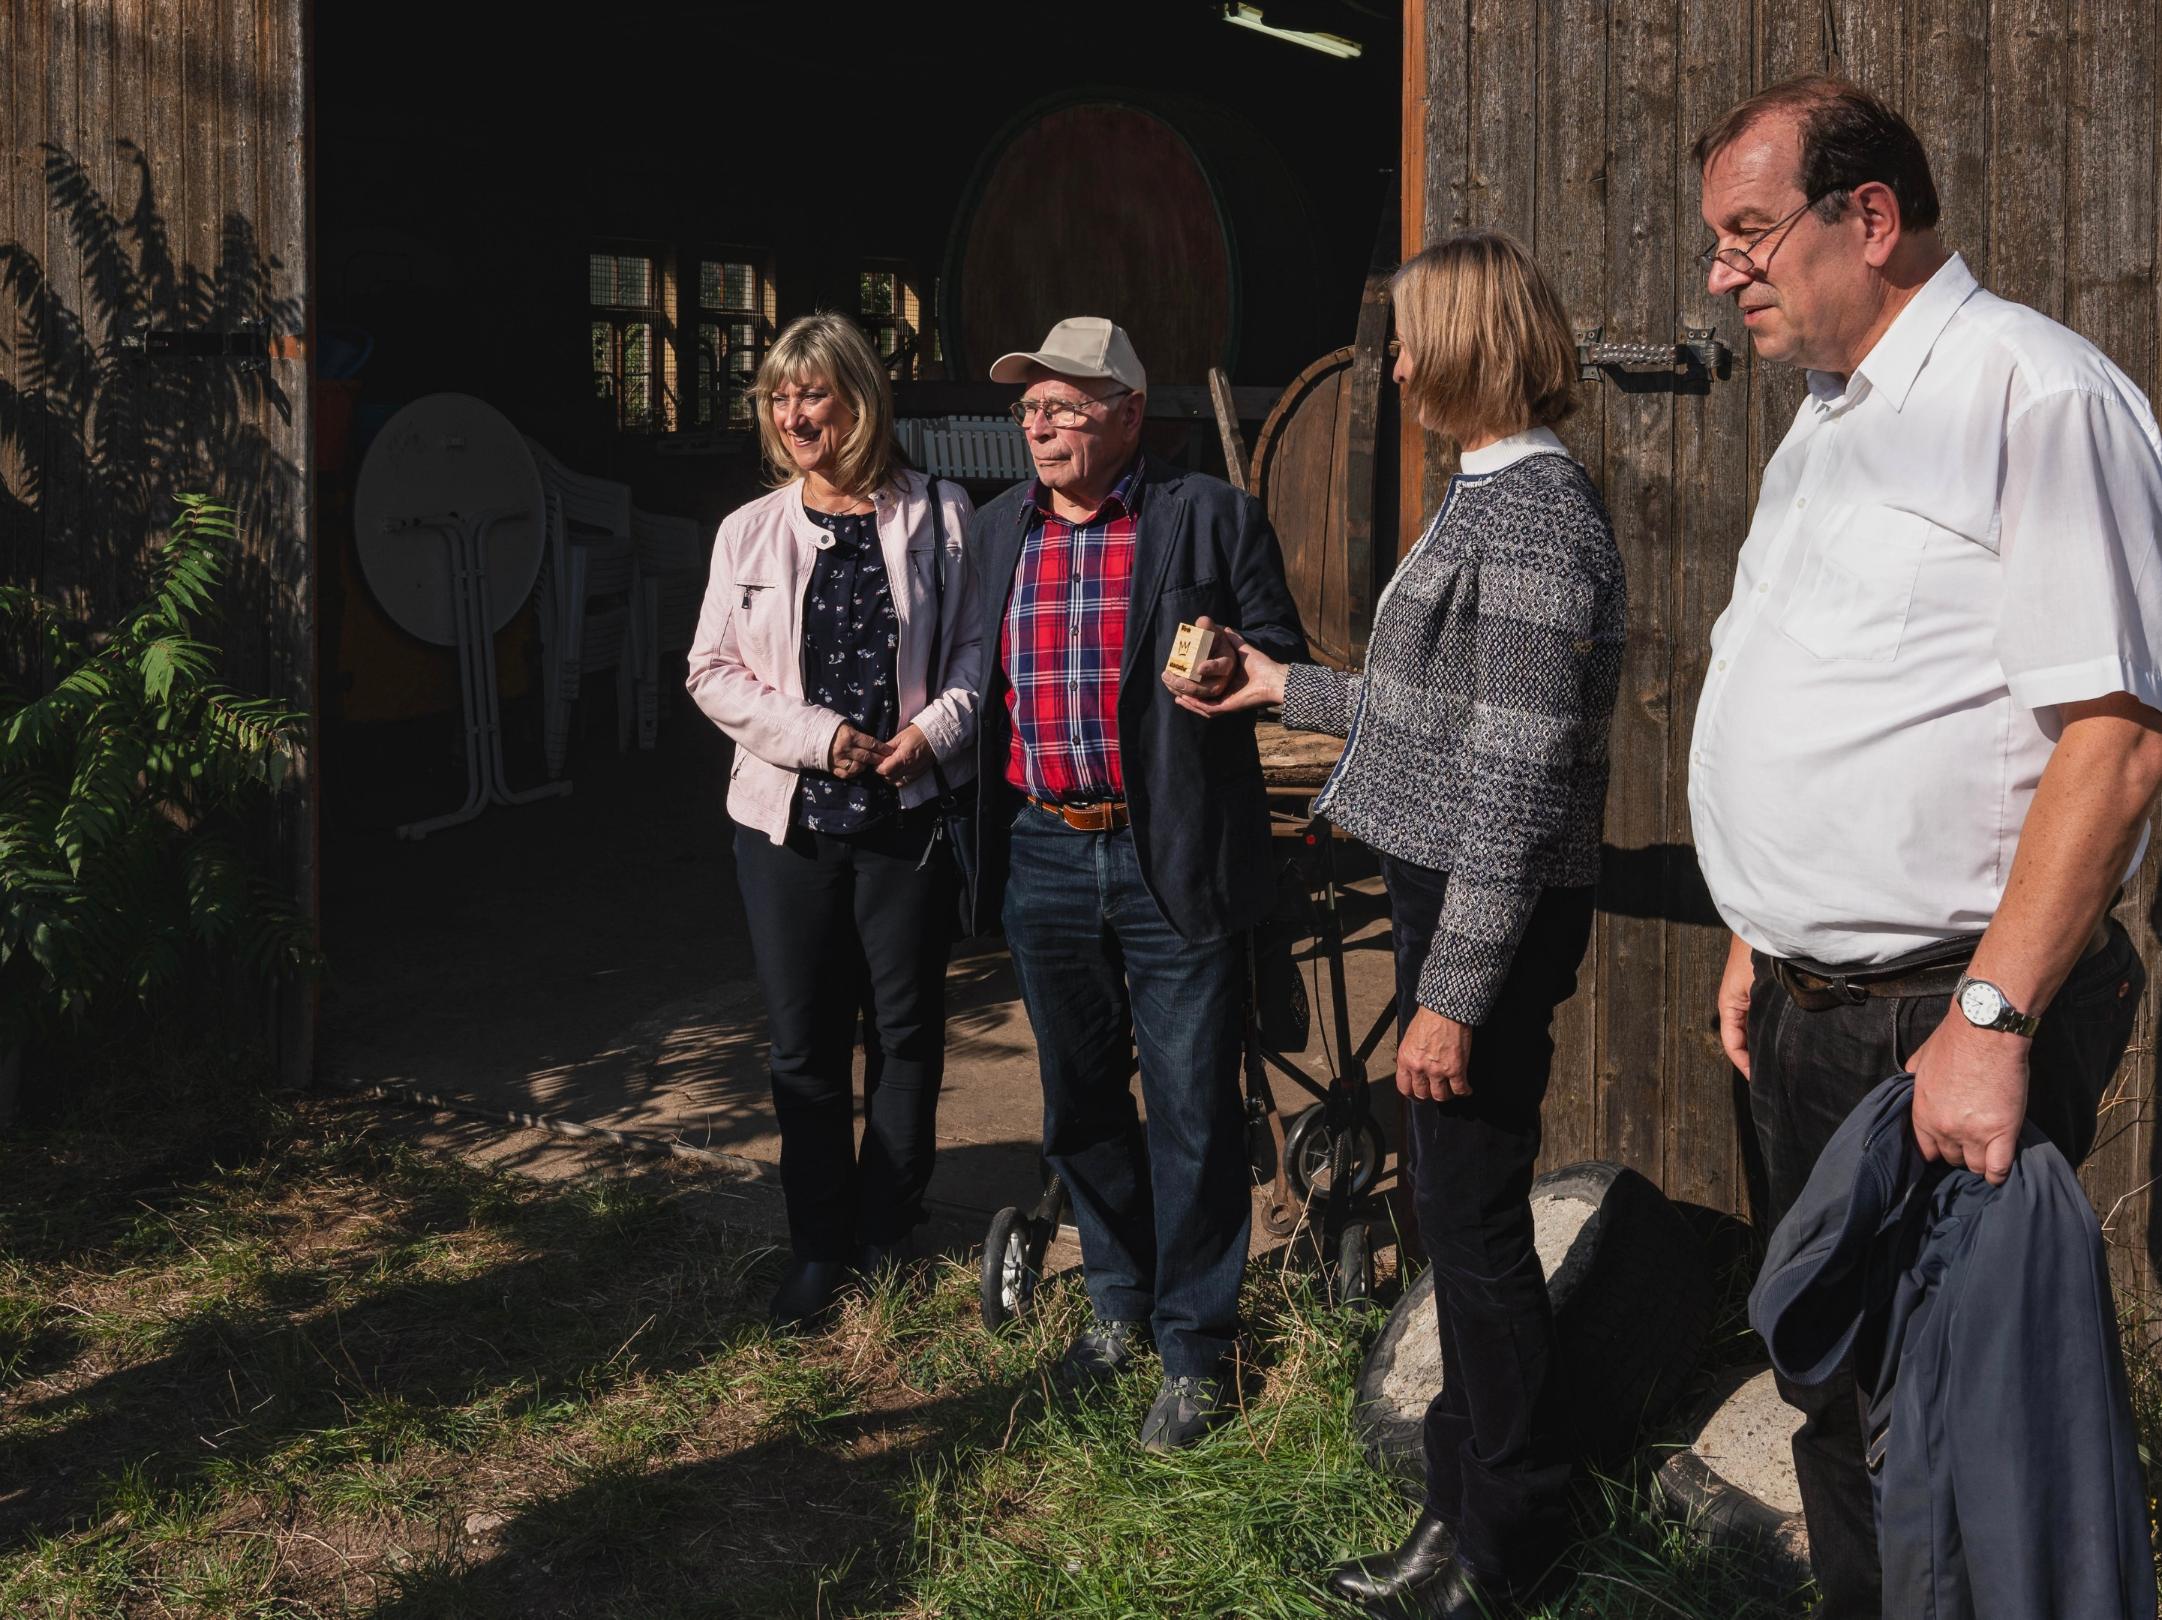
1960, 981, 2005, 1026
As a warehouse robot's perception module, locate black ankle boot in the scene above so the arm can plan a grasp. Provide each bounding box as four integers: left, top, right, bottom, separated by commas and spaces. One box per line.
768, 1259, 850, 1331
1326, 1510, 1458, 1606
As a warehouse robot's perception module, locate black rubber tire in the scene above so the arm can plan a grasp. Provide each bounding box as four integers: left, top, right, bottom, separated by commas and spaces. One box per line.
1653, 1363, 1812, 1593
1334, 1220, 1375, 1308
979, 1206, 1036, 1331
1282, 1103, 1384, 1204
1353, 1159, 1714, 1487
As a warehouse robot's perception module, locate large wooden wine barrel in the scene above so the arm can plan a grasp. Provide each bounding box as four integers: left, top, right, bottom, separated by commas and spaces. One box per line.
1247, 238, 1394, 669
941, 95, 1321, 386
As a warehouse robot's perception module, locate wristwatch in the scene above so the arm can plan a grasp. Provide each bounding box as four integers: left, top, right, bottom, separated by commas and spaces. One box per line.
1953, 975, 2041, 1038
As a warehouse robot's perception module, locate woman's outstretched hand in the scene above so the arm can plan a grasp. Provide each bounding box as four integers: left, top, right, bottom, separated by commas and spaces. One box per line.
1170, 624, 1289, 717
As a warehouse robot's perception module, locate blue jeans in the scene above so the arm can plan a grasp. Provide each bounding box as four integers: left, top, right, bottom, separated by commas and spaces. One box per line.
1001, 803, 1249, 1379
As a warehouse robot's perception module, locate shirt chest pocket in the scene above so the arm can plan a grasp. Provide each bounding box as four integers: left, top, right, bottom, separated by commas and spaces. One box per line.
1776, 505, 1935, 663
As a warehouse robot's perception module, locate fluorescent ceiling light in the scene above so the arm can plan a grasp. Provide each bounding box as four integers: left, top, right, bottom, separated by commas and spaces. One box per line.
1222, 3, 1363, 59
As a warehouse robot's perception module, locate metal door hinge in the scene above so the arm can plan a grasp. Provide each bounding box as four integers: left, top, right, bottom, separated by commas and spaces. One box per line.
1575, 325, 1732, 386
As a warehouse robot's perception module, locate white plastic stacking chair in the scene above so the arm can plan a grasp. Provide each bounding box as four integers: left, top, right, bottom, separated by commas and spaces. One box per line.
957, 415, 1030, 480
628, 507, 708, 749
525, 438, 635, 774
923, 422, 958, 478
897, 416, 1030, 484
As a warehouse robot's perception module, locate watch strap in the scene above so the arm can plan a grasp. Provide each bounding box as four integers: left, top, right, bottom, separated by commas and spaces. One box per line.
1954, 974, 2041, 1038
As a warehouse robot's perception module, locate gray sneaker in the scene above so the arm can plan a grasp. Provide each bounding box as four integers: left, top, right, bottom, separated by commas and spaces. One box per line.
1056, 1319, 1148, 1391
1139, 1374, 1234, 1452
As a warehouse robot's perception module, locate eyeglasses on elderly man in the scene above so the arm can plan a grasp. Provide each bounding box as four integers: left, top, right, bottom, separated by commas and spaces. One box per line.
1008, 388, 1133, 429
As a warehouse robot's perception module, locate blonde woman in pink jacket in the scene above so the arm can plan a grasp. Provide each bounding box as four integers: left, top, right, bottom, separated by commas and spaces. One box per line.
685, 313, 981, 1328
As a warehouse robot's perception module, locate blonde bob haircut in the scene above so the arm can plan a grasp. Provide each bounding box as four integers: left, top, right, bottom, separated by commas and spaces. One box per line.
1389, 230, 1578, 444
751, 312, 900, 498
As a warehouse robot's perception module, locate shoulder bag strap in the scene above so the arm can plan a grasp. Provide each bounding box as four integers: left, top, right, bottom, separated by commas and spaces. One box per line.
920, 476, 958, 805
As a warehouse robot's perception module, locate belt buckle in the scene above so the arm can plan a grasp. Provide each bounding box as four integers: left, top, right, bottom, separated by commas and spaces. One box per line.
1060, 799, 1119, 831
1774, 959, 1866, 1011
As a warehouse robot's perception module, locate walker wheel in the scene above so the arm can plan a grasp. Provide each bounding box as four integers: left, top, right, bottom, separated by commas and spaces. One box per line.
1283, 1103, 1384, 1204
980, 1205, 1039, 1330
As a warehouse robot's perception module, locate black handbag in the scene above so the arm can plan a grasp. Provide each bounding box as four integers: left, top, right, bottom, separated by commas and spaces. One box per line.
915, 476, 981, 935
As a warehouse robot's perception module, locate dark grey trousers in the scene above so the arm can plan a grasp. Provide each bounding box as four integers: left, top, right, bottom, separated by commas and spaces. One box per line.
734, 809, 954, 1260
1746, 919, 2145, 1619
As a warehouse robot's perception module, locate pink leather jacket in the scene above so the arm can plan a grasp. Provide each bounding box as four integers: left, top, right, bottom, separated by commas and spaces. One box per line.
685, 469, 982, 844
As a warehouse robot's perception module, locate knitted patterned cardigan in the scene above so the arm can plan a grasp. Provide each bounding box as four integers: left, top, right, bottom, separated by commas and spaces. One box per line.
1281, 448, 1624, 1025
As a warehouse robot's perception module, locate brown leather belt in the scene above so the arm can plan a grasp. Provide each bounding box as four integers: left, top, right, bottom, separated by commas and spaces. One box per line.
1027, 794, 1130, 832
1766, 919, 2112, 1013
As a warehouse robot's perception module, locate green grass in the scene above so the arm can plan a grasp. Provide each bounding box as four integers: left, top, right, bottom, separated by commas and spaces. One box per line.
900, 1265, 1804, 1620
5, 1070, 2152, 1618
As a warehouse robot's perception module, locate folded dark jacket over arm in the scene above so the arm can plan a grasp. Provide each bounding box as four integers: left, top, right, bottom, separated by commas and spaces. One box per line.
1751, 1075, 2156, 1620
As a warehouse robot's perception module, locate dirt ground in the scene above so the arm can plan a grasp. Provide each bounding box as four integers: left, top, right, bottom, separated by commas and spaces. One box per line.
317, 697, 1407, 1263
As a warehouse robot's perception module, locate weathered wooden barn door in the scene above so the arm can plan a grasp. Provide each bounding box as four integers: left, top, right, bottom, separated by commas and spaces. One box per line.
0, 0, 315, 1075
1403, 0, 2160, 1288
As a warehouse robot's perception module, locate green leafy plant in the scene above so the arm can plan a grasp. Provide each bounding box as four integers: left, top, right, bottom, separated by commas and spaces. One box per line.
0, 495, 316, 1046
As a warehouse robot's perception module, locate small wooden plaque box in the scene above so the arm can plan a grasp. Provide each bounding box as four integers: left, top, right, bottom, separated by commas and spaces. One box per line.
1164, 621, 1218, 681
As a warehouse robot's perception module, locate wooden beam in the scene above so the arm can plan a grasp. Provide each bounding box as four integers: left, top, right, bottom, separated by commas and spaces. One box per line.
1398, 0, 1428, 557
1207, 367, 1251, 491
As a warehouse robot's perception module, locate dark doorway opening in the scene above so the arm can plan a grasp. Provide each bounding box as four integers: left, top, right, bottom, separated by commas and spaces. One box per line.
311, 0, 1399, 1205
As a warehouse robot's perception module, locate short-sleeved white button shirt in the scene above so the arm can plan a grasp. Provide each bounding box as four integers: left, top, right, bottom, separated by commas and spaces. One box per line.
1688, 253, 2162, 966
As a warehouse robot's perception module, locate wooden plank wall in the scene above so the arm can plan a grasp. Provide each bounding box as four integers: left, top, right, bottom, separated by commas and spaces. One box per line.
1406, 0, 2162, 1289
0, 0, 314, 1074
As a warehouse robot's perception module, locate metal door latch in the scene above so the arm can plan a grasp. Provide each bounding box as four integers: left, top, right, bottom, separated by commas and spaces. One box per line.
118, 320, 271, 371
1575, 325, 1732, 383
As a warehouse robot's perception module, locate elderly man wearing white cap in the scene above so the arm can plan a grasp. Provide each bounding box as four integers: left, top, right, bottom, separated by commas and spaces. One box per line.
966, 317, 1307, 1449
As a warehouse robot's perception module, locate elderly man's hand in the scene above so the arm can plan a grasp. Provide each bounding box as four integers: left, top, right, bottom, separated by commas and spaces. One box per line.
1397, 1006, 1474, 1101
1909, 1011, 2030, 1186
1160, 615, 1244, 705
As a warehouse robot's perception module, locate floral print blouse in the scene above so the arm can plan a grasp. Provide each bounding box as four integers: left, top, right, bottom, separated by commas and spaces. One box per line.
795, 507, 901, 834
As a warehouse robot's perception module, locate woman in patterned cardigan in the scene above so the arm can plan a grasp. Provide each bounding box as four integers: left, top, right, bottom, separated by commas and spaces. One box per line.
1181, 231, 1624, 1618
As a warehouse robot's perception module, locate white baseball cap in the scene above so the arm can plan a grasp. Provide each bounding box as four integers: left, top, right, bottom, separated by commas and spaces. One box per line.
989, 317, 1148, 393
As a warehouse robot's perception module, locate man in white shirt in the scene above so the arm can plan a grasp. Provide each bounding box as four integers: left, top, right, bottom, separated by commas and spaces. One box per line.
1689, 76, 2162, 1616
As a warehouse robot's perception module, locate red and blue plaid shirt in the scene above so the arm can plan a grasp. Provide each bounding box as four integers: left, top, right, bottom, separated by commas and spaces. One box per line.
1001, 457, 1144, 803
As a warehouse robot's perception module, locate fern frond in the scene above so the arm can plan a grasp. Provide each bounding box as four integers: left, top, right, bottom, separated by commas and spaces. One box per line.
196, 691, 306, 790
138, 635, 214, 702
55, 725, 146, 873
0, 491, 314, 1035
181, 834, 248, 946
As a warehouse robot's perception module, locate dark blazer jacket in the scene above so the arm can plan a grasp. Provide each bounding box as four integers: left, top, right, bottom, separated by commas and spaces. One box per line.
1750, 1074, 2156, 1620
966, 457, 1308, 942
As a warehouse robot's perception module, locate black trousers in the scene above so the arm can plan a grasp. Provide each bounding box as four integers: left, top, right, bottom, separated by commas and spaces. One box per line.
1746, 919, 2146, 1620
1384, 856, 1596, 1587
733, 809, 955, 1261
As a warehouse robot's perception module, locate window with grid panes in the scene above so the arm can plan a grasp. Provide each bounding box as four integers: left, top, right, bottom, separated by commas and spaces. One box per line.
589, 250, 672, 431
696, 258, 775, 429
858, 267, 929, 378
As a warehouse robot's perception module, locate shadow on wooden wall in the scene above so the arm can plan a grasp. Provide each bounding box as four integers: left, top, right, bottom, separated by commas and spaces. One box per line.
0, 139, 301, 700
